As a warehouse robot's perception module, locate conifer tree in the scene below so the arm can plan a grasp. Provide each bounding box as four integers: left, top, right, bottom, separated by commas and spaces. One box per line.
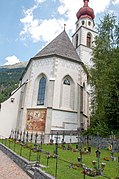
90, 14, 119, 134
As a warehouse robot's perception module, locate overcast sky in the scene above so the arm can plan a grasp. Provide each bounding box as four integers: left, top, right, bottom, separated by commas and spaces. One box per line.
0, 0, 119, 66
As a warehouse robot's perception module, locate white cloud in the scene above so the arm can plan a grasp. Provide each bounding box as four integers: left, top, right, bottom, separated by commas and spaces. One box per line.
112, 0, 119, 4
57, 0, 112, 19
4, 56, 21, 65
29, 18, 65, 42
35, 0, 46, 4
90, 0, 111, 14
20, 0, 119, 44
20, 8, 65, 42
20, 0, 66, 43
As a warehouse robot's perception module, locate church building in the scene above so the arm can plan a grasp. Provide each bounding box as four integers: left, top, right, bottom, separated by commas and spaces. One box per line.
0, 0, 97, 141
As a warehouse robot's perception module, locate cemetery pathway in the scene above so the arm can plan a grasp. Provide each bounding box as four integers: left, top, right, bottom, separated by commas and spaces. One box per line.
0, 150, 31, 179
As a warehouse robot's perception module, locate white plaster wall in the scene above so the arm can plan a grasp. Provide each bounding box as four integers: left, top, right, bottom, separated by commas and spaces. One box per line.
78, 26, 97, 47
20, 58, 53, 107
78, 45, 93, 67
53, 58, 81, 111
83, 90, 89, 117
73, 26, 97, 49
80, 69, 87, 87
18, 56, 89, 132
75, 18, 94, 31
51, 110, 78, 130
0, 88, 21, 138
72, 19, 97, 68
31, 58, 54, 107
51, 135, 78, 144
21, 61, 33, 83
19, 58, 54, 130
62, 85, 71, 108
72, 19, 97, 128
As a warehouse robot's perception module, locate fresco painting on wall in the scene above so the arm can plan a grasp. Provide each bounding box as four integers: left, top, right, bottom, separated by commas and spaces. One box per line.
26, 109, 46, 132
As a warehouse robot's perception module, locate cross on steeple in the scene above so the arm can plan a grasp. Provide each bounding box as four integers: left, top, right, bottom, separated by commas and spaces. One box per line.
84, 0, 89, 6
64, 24, 66, 31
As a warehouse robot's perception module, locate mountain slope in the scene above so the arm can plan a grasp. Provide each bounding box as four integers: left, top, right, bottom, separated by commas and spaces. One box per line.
0, 62, 27, 103
0, 61, 28, 69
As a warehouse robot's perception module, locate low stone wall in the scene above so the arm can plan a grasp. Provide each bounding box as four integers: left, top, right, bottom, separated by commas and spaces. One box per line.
0, 143, 55, 179
81, 136, 119, 152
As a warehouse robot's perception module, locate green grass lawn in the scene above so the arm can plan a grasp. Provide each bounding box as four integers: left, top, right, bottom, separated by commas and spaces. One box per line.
0, 139, 119, 179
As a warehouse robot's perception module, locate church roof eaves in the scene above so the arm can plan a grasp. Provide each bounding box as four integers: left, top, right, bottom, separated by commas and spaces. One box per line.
32, 54, 82, 65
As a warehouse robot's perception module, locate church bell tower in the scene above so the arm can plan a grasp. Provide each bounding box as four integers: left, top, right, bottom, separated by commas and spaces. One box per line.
72, 0, 97, 68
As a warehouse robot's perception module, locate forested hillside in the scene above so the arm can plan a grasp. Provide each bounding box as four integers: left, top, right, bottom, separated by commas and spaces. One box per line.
0, 67, 25, 103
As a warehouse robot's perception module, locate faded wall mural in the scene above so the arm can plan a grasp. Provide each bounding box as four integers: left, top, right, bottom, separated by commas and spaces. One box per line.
26, 109, 46, 132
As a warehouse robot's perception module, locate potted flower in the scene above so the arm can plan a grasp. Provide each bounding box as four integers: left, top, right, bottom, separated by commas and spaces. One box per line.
92, 160, 97, 165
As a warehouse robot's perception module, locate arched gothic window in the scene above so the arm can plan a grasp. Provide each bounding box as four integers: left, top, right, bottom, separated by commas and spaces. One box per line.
87, 33, 91, 48
37, 77, 46, 105
82, 21, 85, 25
76, 34, 78, 48
88, 21, 91, 26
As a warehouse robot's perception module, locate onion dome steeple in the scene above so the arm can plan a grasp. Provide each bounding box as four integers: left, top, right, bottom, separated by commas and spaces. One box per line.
76, 0, 95, 20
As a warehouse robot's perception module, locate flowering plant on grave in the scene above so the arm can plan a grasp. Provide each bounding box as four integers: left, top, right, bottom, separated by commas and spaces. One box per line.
91, 169, 97, 176
101, 162, 106, 168
103, 157, 110, 161
8, 138, 14, 142
92, 160, 97, 165
82, 168, 97, 177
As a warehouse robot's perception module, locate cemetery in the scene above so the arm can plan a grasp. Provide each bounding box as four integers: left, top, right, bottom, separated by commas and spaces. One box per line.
0, 130, 119, 179
0, 0, 119, 178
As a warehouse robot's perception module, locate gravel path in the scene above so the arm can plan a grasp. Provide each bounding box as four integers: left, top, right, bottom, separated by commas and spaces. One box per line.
0, 150, 31, 179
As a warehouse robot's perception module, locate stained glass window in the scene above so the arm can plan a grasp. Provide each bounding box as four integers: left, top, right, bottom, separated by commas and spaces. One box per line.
37, 77, 46, 105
